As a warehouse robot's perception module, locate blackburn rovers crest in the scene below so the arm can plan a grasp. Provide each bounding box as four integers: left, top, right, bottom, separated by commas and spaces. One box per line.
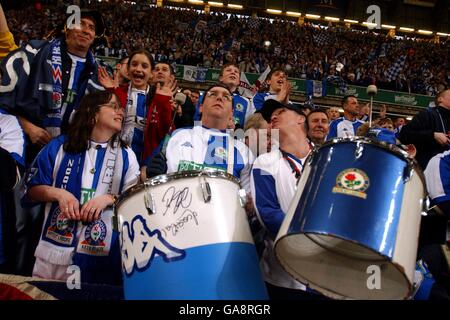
332, 168, 370, 199
79, 220, 108, 255
45, 207, 76, 245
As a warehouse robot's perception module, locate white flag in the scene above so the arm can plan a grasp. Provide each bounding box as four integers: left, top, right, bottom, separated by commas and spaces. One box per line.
238, 72, 254, 99
183, 66, 207, 82
255, 66, 271, 89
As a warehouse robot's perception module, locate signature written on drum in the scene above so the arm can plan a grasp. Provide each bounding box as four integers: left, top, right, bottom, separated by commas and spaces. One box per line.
163, 209, 199, 237
162, 186, 192, 215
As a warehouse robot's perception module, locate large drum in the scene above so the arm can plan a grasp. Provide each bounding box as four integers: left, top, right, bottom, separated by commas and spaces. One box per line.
274, 137, 427, 300
115, 169, 268, 300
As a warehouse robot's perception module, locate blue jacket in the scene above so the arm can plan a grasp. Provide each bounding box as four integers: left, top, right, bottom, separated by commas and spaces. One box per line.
0, 38, 103, 131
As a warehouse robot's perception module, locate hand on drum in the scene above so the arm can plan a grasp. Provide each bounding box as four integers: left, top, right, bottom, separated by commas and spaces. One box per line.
146, 152, 168, 178
244, 193, 256, 218
140, 166, 147, 182
405, 144, 417, 158
80, 195, 114, 223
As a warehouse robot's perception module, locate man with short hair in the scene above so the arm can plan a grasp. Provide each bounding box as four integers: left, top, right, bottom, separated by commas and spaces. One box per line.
399, 89, 450, 170
0, 9, 105, 159
194, 63, 254, 129
358, 103, 370, 122
115, 56, 129, 87
252, 68, 291, 111
327, 95, 364, 139
327, 106, 340, 121
399, 89, 450, 299
152, 62, 175, 87
251, 99, 319, 299
143, 62, 195, 160
190, 90, 200, 106
147, 84, 253, 192
307, 110, 330, 147
394, 117, 406, 135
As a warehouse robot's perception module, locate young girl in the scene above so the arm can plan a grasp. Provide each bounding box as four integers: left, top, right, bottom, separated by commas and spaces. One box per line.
99, 50, 177, 168
25, 91, 140, 285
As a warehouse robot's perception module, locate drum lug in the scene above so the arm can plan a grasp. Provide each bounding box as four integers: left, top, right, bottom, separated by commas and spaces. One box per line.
144, 190, 156, 215
355, 141, 364, 159
201, 178, 212, 203
238, 188, 247, 207
422, 197, 431, 216
403, 162, 414, 183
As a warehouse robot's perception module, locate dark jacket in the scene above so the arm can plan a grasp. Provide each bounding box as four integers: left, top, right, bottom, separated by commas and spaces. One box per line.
398, 106, 450, 170
174, 95, 195, 129
0, 38, 102, 131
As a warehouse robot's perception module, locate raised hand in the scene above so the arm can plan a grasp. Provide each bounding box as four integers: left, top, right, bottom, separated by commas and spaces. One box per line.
19, 118, 51, 146
98, 66, 116, 89
156, 79, 178, 97
277, 80, 291, 104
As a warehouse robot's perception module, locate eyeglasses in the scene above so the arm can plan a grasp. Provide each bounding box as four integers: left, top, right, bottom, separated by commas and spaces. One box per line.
205, 91, 233, 102
100, 102, 122, 112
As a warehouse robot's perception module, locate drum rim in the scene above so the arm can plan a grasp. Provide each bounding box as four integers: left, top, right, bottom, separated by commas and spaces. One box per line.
320, 136, 410, 159
116, 169, 241, 208
274, 231, 414, 300
317, 136, 427, 189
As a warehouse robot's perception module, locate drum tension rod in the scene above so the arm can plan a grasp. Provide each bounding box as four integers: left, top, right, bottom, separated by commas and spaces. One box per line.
144, 188, 156, 215
355, 141, 364, 159
238, 189, 247, 208
200, 177, 212, 203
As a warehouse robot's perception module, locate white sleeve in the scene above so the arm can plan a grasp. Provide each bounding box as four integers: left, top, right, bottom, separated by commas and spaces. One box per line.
0, 114, 25, 166
122, 147, 141, 191
424, 153, 446, 201
244, 97, 256, 123
239, 143, 255, 195
165, 130, 184, 174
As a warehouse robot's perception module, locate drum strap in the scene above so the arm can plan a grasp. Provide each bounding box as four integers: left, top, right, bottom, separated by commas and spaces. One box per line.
280, 149, 302, 179
435, 108, 448, 134
227, 134, 234, 175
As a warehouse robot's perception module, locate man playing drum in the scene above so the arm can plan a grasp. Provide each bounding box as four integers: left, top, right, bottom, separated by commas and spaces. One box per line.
146, 84, 254, 193
250, 99, 321, 299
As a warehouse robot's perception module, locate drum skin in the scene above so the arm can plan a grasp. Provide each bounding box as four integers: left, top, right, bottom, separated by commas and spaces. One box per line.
275, 138, 426, 300
116, 170, 268, 300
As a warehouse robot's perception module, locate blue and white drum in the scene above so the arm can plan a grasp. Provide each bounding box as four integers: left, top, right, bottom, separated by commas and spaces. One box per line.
274, 137, 427, 300
115, 169, 268, 300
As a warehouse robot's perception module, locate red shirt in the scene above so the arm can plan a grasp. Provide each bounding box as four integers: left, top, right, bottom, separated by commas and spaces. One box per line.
109, 84, 174, 163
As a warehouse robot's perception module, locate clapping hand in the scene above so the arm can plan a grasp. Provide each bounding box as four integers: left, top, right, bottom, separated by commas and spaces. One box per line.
156, 79, 178, 97
277, 80, 291, 104
98, 66, 117, 89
